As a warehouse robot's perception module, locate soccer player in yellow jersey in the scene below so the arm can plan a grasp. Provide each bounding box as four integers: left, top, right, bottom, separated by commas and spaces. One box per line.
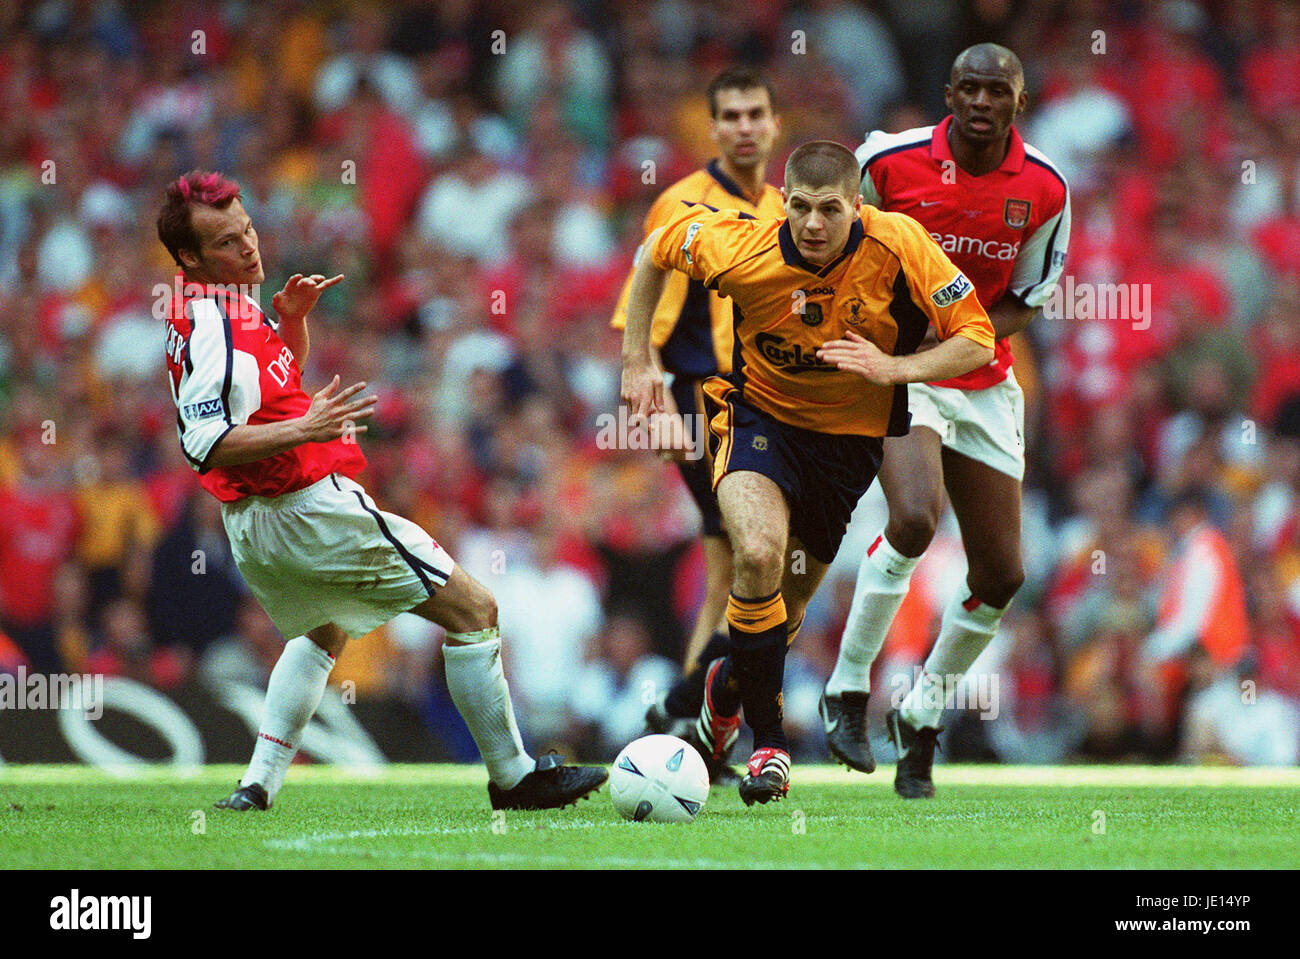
622, 141, 995, 804
611, 68, 785, 782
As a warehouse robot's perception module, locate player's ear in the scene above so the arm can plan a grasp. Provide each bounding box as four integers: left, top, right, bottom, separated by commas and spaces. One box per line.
178, 248, 200, 271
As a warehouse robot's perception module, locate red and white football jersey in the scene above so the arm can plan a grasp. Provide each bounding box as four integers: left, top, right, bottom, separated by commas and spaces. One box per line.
857, 115, 1070, 390
163, 276, 366, 502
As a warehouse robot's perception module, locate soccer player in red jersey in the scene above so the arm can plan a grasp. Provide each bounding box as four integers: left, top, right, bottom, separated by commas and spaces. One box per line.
157, 171, 605, 811
820, 44, 1071, 798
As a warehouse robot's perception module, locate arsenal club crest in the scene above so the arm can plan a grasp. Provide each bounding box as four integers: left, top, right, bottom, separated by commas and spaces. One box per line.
1004, 198, 1031, 229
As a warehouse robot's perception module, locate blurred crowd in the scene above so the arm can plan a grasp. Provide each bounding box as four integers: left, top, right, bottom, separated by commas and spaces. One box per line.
1, 0, 1298, 766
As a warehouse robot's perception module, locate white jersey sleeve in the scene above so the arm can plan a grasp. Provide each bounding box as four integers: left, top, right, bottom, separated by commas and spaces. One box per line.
173, 298, 262, 471
1008, 148, 1071, 308
855, 126, 934, 207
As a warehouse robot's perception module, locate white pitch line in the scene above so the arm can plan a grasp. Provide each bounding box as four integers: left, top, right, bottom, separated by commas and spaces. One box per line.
261, 814, 861, 870
263, 840, 845, 870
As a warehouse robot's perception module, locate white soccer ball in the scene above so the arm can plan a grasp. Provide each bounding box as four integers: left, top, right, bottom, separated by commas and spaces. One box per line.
609, 734, 710, 823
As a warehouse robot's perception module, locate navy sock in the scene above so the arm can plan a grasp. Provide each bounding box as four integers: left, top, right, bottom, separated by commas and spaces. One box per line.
731, 631, 788, 752
723, 591, 789, 752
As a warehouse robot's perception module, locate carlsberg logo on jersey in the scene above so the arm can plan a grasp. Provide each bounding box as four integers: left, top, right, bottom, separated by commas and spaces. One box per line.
930, 272, 973, 308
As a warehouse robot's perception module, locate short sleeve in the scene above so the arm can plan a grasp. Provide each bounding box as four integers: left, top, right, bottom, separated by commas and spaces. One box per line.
892, 215, 995, 349
650, 203, 749, 288
1007, 187, 1071, 308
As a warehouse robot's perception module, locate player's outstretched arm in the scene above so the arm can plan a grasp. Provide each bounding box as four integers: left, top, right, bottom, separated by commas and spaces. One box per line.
817, 330, 993, 386
620, 227, 671, 420
204, 375, 376, 469
272, 273, 344, 366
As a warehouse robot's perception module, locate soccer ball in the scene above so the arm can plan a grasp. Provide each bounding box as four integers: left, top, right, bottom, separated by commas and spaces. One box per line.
609, 734, 710, 823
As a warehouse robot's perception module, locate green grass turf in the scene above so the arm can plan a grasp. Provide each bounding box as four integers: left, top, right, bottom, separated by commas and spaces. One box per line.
2, 764, 1298, 869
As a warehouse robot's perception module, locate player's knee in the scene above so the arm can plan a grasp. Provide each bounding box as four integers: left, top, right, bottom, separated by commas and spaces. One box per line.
887, 507, 939, 556
731, 534, 785, 582
733, 537, 780, 582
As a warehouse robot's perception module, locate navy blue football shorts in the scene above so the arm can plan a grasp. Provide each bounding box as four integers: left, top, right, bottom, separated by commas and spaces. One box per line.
701, 375, 883, 565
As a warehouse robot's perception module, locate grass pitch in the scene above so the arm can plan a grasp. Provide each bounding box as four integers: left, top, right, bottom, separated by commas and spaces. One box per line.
2, 764, 1297, 869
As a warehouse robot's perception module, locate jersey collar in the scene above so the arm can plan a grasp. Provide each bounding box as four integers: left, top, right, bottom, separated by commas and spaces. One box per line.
179, 271, 273, 329
931, 114, 1026, 175
778, 217, 865, 276
707, 158, 761, 204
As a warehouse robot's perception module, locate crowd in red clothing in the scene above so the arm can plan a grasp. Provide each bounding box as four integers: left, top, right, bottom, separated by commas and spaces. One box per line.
0, 0, 1297, 763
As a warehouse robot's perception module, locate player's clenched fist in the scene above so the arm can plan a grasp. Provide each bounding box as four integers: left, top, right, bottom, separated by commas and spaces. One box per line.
621, 355, 666, 423
817, 330, 901, 385
300, 375, 377, 442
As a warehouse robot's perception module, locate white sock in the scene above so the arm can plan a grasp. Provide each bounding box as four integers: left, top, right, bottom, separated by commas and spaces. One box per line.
900, 591, 1005, 730
443, 630, 534, 789
825, 533, 919, 696
242, 636, 335, 800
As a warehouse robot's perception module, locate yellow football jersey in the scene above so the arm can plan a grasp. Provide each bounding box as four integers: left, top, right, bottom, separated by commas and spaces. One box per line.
651, 203, 995, 436
611, 160, 785, 376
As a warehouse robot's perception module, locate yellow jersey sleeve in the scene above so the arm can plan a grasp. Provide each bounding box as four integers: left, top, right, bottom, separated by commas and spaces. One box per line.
885, 212, 995, 350
609, 191, 702, 337
651, 204, 760, 290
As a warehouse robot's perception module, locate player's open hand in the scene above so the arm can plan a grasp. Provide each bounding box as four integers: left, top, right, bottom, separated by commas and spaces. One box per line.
273, 273, 344, 321
817, 330, 901, 385
300, 375, 377, 443
621, 355, 666, 424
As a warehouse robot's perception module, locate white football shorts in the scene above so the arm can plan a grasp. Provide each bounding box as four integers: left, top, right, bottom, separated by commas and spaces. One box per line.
221, 473, 455, 638
905, 370, 1026, 481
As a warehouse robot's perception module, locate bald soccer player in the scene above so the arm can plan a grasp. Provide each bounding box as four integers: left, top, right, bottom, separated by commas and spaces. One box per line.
822, 44, 1070, 798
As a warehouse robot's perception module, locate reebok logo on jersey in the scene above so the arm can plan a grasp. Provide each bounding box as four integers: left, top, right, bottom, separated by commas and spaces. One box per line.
930, 273, 973, 308
182, 398, 223, 421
